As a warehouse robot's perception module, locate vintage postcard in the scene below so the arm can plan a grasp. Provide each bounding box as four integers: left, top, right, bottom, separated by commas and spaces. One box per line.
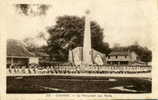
1, 0, 158, 100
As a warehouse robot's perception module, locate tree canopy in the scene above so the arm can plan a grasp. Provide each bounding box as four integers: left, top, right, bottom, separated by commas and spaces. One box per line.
47, 15, 111, 61
128, 44, 152, 63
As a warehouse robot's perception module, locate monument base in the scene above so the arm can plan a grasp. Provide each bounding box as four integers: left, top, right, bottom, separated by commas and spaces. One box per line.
68, 47, 106, 66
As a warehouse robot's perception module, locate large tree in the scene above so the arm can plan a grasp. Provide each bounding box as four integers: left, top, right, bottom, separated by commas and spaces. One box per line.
47, 15, 110, 61
128, 44, 152, 63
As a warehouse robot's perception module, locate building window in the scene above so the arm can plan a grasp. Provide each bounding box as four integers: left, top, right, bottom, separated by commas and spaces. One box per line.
125, 56, 127, 58
107, 61, 110, 64
108, 56, 110, 59
116, 56, 118, 59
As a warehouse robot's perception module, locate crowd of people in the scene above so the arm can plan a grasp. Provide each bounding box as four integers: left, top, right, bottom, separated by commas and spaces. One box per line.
7, 64, 151, 75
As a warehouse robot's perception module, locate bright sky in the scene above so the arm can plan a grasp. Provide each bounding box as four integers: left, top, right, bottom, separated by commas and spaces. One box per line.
6, 0, 155, 48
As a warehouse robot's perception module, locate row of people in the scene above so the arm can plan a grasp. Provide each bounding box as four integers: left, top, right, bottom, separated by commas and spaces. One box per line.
7, 65, 151, 74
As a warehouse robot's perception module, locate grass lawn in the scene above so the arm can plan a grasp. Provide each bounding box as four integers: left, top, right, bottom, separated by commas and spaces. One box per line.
7, 75, 151, 93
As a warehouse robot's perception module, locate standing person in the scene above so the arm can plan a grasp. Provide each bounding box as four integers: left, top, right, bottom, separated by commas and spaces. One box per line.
24, 65, 28, 74
50, 66, 53, 74
18, 66, 21, 73
10, 65, 14, 74
27, 64, 31, 74
21, 66, 24, 74
8, 65, 12, 74
32, 66, 37, 74
48, 66, 51, 74
16, 66, 20, 74
14, 66, 17, 74
46, 66, 49, 74
13, 65, 16, 74
28, 66, 31, 74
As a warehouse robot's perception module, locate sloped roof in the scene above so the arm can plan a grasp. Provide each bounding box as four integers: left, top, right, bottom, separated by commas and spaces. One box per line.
34, 51, 49, 57
108, 51, 129, 56
7, 39, 35, 57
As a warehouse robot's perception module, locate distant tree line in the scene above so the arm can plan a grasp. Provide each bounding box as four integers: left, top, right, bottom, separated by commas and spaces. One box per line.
128, 44, 152, 63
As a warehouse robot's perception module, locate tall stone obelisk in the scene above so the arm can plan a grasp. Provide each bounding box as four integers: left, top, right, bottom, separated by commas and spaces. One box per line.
82, 10, 93, 65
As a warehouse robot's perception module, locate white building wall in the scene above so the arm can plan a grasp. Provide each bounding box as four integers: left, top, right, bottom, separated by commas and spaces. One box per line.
107, 55, 130, 61
29, 57, 39, 64
130, 52, 137, 62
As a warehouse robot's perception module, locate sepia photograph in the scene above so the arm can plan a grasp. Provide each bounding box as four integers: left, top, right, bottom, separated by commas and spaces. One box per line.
6, 0, 153, 95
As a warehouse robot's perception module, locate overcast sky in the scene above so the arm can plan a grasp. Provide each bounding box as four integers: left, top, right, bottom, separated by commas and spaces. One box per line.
6, 0, 155, 48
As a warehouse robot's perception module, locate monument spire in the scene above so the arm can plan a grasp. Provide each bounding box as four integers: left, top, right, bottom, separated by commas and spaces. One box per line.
83, 10, 93, 65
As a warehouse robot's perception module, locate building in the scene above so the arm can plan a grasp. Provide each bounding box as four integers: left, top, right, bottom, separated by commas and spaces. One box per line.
33, 51, 50, 65
7, 39, 39, 66
106, 50, 138, 65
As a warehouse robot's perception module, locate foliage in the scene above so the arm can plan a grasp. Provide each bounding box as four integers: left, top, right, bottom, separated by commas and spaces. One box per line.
128, 44, 152, 63
47, 15, 111, 61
